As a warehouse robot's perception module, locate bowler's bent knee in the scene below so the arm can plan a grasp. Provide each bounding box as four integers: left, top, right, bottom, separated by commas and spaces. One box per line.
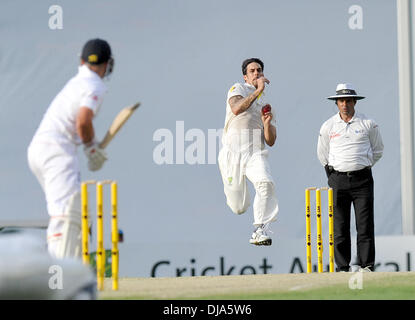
227, 198, 250, 215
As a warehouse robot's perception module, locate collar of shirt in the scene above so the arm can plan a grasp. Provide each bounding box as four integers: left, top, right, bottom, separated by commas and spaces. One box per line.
335, 111, 361, 124
78, 64, 103, 82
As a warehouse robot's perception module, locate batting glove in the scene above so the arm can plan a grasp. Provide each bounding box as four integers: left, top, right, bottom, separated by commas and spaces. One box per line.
84, 143, 108, 171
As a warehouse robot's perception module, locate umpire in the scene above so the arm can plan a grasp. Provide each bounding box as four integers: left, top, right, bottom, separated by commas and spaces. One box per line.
317, 83, 384, 272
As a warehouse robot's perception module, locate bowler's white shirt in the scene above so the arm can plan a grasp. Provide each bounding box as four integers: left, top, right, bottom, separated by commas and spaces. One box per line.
31, 65, 107, 145
317, 112, 384, 172
222, 82, 276, 152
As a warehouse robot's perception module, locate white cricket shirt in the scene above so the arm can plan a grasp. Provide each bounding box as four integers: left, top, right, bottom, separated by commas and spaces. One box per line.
317, 111, 384, 172
31, 65, 107, 145
222, 82, 276, 152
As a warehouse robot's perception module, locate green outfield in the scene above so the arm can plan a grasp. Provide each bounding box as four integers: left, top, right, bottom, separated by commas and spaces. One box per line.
99, 271, 415, 300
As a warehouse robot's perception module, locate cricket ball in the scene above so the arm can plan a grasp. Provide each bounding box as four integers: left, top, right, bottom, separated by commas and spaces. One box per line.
262, 104, 271, 115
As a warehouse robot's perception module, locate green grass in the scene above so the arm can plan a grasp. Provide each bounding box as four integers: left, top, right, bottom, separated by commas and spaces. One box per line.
197, 275, 415, 300
99, 273, 415, 300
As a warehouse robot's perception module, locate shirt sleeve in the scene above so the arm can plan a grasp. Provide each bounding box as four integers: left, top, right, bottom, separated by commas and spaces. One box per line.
80, 89, 105, 115
369, 120, 384, 165
227, 83, 245, 101
317, 121, 330, 166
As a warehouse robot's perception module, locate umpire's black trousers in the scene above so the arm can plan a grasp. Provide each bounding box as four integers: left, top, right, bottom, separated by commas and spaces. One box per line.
327, 167, 375, 271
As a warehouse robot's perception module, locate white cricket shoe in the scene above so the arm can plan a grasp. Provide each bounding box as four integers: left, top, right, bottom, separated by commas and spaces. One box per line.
359, 266, 373, 272
249, 224, 272, 246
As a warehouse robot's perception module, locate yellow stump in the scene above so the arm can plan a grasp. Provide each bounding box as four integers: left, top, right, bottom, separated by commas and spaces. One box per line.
81, 180, 119, 291
81, 183, 90, 265
111, 182, 119, 291
96, 183, 105, 291
328, 188, 334, 273
305, 186, 335, 273
305, 188, 312, 273
316, 188, 323, 273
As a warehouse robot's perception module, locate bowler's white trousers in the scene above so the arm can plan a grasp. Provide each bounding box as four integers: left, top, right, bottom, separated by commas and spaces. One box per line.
27, 139, 80, 257
218, 146, 279, 226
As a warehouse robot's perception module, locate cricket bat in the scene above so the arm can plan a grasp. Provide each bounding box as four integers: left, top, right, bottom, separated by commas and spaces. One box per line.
99, 102, 141, 149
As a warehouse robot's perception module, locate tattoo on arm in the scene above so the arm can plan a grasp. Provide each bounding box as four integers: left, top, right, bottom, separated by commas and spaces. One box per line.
229, 92, 260, 115
229, 96, 243, 109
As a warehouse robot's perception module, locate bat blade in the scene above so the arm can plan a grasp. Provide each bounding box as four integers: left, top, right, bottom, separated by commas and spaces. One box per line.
99, 102, 141, 149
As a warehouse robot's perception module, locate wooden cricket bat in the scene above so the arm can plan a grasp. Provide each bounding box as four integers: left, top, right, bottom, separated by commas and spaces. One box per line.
99, 102, 141, 149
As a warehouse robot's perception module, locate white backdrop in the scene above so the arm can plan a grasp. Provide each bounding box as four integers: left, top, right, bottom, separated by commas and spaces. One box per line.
0, 0, 402, 276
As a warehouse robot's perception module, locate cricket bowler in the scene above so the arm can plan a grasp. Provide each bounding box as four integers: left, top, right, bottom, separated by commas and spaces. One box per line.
218, 58, 279, 246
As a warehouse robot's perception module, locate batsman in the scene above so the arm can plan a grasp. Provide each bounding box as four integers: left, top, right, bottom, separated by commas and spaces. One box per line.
218, 58, 279, 246
27, 39, 114, 259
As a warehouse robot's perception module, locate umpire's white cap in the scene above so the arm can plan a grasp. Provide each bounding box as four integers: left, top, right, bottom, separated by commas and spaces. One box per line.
327, 83, 365, 100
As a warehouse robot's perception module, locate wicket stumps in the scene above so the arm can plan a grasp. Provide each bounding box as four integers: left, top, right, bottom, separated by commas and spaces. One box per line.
81, 180, 119, 291
305, 187, 334, 273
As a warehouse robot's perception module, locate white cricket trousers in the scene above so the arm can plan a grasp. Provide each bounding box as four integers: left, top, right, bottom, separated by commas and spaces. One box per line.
27, 139, 80, 257
218, 146, 279, 226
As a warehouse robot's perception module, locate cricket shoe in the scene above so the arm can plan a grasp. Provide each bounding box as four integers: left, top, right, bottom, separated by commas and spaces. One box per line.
249, 224, 272, 246
359, 266, 374, 272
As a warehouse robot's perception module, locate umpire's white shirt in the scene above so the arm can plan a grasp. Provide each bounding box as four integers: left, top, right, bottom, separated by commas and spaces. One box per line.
28, 65, 107, 220
317, 111, 384, 172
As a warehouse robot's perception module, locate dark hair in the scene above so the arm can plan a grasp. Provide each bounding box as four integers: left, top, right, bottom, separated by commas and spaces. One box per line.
242, 58, 264, 75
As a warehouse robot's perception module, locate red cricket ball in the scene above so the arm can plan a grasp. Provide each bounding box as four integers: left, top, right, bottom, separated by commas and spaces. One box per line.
262, 104, 271, 115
